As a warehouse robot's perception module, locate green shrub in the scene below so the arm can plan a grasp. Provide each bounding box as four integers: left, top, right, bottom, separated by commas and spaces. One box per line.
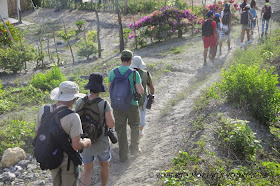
31, 66, 66, 91
218, 64, 280, 125
0, 43, 34, 73
86, 30, 97, 42
217, 118, 261, 160
0, 119, 35, 155
0, 99, 15, 114
75, 20, 84, 31
123, 28, 131, 43
76, 38, 98, 60
58, 30, 76, 41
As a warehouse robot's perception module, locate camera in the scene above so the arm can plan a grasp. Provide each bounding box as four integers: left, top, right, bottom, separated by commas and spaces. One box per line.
134, 92, 141, 102
107, 128, 118, 144
146, 94, 154, 109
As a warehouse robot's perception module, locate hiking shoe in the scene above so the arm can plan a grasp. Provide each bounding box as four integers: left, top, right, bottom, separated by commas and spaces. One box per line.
139, 130, 144, 137
240, 43, 244, 48
248, 40, 253, 44
131, 148, 142, 156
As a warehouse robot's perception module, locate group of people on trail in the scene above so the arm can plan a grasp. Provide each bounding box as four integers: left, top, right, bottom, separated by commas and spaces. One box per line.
202, 0, 273, 64
33, 49, 155, 186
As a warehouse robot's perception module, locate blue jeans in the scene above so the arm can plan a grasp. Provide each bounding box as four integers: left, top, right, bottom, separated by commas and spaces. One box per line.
262, 19, 270, 34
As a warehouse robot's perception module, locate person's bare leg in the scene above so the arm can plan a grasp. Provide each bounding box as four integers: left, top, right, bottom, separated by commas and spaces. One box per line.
211, 46, 216, 61
246, 30, 250, 41
219, 39, 222, 55
81, 162, 94, 186
241, 29, 245, 43
204, 47, 209, 64
227, 39, 231, 51
99, 161, 109, 186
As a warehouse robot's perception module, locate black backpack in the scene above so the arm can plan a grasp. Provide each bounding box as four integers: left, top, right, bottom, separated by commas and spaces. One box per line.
222, 11, 231, 25
240, 11, 249, 25
76, 97, 105, 143
33, 105, 82, 170
202, 20, 213, 37
263, 5, 272, 20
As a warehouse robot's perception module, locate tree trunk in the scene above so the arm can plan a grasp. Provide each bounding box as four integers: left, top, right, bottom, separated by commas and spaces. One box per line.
178, 29, 182, 38
95, 10, 102, 58
62, 21, 75, 64
53, 29, 60, 65
124, 0, 128, 14
116, 7, 124, 52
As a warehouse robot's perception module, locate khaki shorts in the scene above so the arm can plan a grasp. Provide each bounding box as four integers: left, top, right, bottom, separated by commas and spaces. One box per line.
242, 24, 251, 30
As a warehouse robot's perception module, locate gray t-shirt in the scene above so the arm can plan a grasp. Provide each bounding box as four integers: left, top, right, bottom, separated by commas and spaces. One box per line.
75, 96, 111, 154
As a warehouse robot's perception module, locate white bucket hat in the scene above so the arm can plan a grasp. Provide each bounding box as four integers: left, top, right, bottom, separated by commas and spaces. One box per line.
50, 81, 85, 101
130, 56, 146, 70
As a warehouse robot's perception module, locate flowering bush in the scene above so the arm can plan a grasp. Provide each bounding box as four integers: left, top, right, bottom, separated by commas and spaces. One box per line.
204, 0, 240, 14
128, 6, 200, 42
0, 21, 21, 46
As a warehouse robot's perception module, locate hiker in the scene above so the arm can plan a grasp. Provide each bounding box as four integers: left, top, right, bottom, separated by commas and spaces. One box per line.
75, 73, 115, 186
240, 0, 248, 12
219, 3, 232, 55
35, 81, 91, 186
210, 13, 221, 58
202, 11, 217, 65
130, 56, 155, 137
250, 0, 258, 36
261, 0, 273, 38
108, 49, 144, 162
240, 5, 255, 47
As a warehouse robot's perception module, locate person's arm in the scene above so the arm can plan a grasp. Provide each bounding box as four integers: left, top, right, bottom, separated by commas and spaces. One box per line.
108, 82, 111, 91
105, 110, 115, 128
229, 13, 232, 29
261, 6, 264, 18
71, 136, 91, 151
148, 77, 155, 95
136, 83, 144, 95
249, 12, 254, 21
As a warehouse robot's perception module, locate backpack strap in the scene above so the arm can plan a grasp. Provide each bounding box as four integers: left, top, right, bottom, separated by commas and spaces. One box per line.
147, 71, 150, 86
113, 68, 133, 78
41, 105, 69, 124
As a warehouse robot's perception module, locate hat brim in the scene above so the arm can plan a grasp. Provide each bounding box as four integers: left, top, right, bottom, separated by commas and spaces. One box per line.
84, 83, 108, 92
130, 60, 146, 70
50, 87, 86, 101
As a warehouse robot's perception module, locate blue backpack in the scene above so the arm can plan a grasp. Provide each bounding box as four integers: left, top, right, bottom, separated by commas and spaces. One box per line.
110, 68, 133, 111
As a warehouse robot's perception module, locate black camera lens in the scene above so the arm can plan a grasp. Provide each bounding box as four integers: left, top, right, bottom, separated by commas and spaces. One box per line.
107, 129, 118, 144
146, 94, 154, 109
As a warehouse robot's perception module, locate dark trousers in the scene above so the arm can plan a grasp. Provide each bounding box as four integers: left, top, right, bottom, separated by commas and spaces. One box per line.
113, 105, 140, 160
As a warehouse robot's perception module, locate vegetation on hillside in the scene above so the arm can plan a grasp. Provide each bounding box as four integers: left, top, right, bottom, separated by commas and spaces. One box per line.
160, 30, 280, 185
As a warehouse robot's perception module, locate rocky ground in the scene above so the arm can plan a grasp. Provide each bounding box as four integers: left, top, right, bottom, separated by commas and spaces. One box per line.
0, 0, 280, 185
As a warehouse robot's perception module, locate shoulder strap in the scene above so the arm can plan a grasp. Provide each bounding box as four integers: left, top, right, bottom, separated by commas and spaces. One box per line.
133, 71, 136, 86
113, 68, 121, 77
124, 68, 133, 78
41, 105, 69, 124
147, 71, 150, 86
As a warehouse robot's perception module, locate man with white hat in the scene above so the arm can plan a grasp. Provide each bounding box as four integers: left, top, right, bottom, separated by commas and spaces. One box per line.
130, 56, 155, 137
35, 81, 91, 186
